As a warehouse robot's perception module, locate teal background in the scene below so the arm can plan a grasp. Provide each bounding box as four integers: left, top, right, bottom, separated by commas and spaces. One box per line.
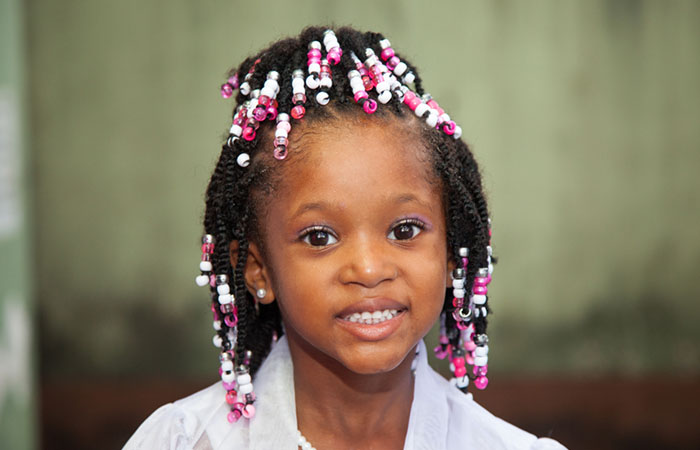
4, 0, 700, 447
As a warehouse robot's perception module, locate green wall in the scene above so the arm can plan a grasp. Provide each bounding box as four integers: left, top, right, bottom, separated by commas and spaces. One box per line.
26, 0, 700, 380
1, 0, 34, 448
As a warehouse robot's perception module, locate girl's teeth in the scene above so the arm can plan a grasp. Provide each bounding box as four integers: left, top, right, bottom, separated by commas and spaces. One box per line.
344, 309, 400, 324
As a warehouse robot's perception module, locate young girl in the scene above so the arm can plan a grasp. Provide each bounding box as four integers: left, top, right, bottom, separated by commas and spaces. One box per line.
125, 26, 567, 450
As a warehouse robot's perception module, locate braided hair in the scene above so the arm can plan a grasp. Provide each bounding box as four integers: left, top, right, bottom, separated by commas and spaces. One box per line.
202, 26, 492, 382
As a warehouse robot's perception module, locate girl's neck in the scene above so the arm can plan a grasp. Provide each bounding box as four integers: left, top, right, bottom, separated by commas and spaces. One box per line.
288, 333, 415, 450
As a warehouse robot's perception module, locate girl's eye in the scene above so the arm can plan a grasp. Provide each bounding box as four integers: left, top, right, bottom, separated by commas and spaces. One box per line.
388, 220, 425, 241
301, 228, 338, 247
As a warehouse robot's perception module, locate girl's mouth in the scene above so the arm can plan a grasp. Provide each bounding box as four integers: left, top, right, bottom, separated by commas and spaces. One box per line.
342, 309, 400, 324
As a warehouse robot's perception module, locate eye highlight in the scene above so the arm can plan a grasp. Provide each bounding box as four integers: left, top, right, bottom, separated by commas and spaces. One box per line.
388, 218, 425, 241
300, 226, 338, 247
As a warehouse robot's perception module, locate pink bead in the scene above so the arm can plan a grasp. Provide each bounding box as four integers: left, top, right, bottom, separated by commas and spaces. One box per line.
442, 121, 456, 135
473, 285, 488, 295
354, 91, 368, 102
484, 274, 492, 285
253, 107, 266, 122
387, 56, 400, 71
291, 105, 305, 119
362, 99, 377, 114
474, 276, 488, 286
209, 275, 216, 287
228, 75, 239, 89
452, 297, 463, 308
222, 381, 236, 391
227, 409, 242, 423
473, 364, 488, 376
265, 106, 278, 121
224, 314, 237, 328
307, 48, 321, 61
380, 47, 395, 61
465, 340, 477, 351
466, 354, 474, 365
474, 376, 489, 390
242, 404, 256, 419
362, 76, 373, 91
454, 366, 467, 378
462, 257, 468, 267
220, 83, 234, 99
328, 49, 341, 65
258, 95, 270, 107
453, 356, 465, 367
225, 390, 237, 404
274, 136, 289, 147
456, 320, 468, 330
242, 127, 256, 141
273, 145, 287, 160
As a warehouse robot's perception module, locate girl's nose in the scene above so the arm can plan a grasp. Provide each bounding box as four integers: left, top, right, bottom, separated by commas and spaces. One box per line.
338, 237, 398, 288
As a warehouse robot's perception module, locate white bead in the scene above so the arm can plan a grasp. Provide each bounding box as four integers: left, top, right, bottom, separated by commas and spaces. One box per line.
292, 85, 305, 94
426, 113, 438, 128
316, 91, 329, 105
239, 82, 250, 95
199, 261, 212, 272
237, 373, 251, 385
403, 72, 415, 84
260, 86, 274, 99
305, 75, 320, 89
378, 90, 392, 104
454, 125, 463, 139
459, 247, 468, 257
292, 77, 305, 90
217, 284, 230, 294
453, 288, 465, 298
275, 128, 288, 138
472, 294, 487, 305
320, 77, 332, 89
221, 370, 235, 383
394, 62, 407, 76
475, 345, 489, 356
301, 442, 312, 450
308, 62, 320, 74
414, 103, 429, 117
350, 78, 363, 91
376, 81, 389, 92
212, 320, 222, 331
229, 124, 242, 136
221, 360, 233, 371
452, 279, 464, 289
236, 153, 250, 167
238, 382, 254, 394
474, 355, 488, 366
212, 334, 223, 348
440, 113, 451, 122
455, 375, 469, 388
488, 263, 494, 275
449, 362, 455, 372
218, 293, 232, 305
195, 275, 209, 286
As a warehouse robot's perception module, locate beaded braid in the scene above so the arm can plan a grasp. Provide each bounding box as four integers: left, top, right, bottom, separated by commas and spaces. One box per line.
198, 26, 495, 423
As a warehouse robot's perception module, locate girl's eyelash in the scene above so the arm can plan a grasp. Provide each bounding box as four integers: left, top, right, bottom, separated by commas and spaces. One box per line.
393, 218, 427, 230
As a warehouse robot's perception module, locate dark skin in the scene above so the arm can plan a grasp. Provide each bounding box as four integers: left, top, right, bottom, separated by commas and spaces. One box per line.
232, 117, 454, 449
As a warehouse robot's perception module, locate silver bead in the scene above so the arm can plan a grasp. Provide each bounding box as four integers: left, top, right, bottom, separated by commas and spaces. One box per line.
216, 274, 228, 285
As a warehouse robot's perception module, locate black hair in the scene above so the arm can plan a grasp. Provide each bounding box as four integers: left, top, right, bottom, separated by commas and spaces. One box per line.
203, 26, 492, 377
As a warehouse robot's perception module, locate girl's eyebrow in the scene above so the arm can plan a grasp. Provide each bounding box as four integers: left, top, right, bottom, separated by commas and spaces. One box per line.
291, 194, 435, 221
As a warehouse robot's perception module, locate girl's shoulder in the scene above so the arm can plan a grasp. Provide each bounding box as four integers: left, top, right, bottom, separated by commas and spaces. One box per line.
123, 382, 248, 450
412, 351, 567, 450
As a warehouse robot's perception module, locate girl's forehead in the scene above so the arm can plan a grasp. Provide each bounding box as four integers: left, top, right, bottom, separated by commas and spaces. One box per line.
269, 120, 441, 214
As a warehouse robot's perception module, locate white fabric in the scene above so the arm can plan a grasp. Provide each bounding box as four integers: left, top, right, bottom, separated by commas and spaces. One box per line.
124, 337, 567, 450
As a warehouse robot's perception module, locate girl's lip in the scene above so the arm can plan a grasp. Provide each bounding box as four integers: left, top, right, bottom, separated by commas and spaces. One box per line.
335, 310, 406, 342
336, 297, 407, 317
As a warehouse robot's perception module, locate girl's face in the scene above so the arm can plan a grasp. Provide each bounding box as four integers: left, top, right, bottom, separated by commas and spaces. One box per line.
255, 117, 450, 375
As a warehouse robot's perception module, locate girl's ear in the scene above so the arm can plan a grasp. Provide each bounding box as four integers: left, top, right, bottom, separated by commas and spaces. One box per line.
229, 240, 276, 304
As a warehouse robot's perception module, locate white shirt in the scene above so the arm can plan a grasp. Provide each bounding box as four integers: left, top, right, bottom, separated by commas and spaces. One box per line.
124, 337, 567, 450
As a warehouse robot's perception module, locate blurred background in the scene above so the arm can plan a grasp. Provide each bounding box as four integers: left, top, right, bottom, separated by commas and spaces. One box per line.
1, 0, 699, 448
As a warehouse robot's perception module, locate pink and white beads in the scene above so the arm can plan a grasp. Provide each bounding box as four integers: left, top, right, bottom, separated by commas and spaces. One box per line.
364, 49, 392, 104
323, 29, 342, 65
291, 69, 307, 119
348, 69, 377, 114
379, 38, 414, 84
305, 41, 322, 89
273, 113, 291, 160
195, 234, 215, 286
226, 361, 256, 423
